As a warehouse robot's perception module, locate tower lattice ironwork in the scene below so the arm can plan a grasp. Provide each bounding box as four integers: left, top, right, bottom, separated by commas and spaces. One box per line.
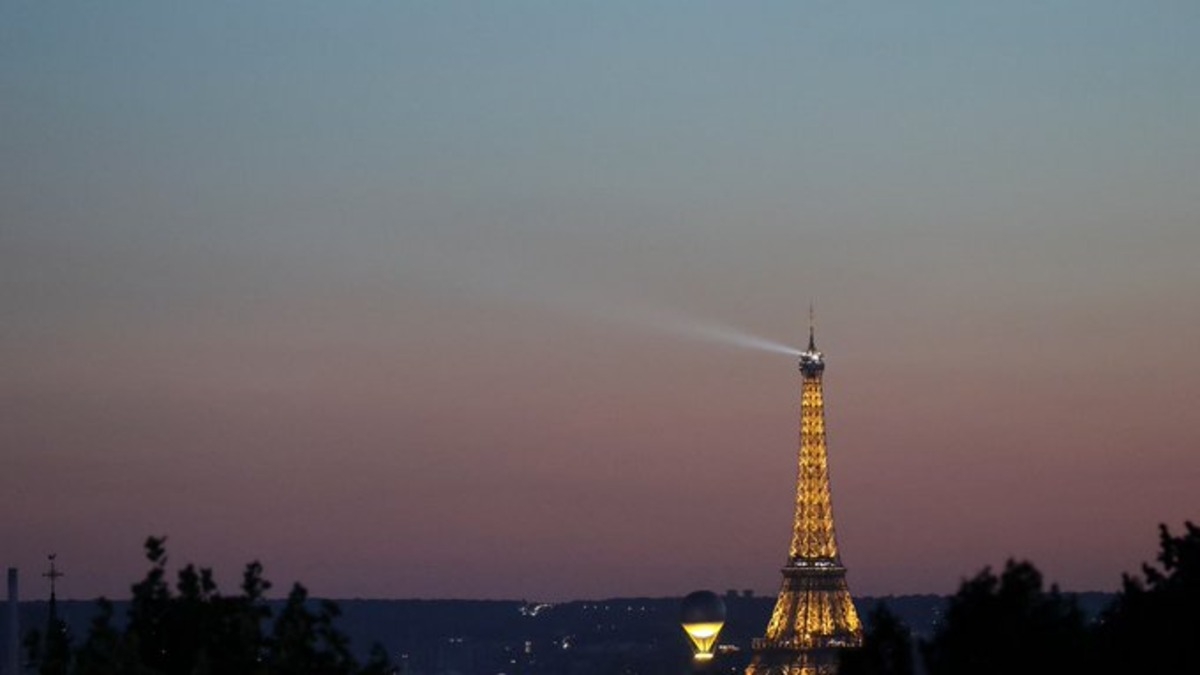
745, 326, 862, 675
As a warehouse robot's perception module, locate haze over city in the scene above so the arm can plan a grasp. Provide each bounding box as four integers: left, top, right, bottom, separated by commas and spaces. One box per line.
3, 2, 1198, 602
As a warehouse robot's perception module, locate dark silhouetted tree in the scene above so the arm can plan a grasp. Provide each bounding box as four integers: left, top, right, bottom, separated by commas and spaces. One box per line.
920, 559, 1087, 675
72, 599, 125, 675
269, 583, 359, 675
40, 621, 72, 675
23, 607, 72, 675
839, 603, 914, 675
124, 535, 172, 673
1095, 521, 1200, 675
358, 644, 392, 675
27, 536, 391, 675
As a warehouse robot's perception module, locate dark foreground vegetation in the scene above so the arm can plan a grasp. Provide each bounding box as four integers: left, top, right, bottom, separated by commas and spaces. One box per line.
20, 521, 1198, 675
25, 537, 391, 675
843, 521, 1200, 675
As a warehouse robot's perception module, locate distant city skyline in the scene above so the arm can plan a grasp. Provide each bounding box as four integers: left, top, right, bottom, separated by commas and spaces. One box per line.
3, 2, 1199, 601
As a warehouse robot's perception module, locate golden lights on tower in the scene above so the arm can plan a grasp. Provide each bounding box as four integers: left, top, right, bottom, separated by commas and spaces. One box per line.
745, 324, 862, 675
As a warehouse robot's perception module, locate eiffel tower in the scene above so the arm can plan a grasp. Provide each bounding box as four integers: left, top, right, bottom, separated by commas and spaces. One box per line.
745, 322, 862, 675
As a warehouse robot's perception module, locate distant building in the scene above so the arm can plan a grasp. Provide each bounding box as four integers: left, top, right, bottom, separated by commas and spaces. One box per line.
3, 568, 18, 675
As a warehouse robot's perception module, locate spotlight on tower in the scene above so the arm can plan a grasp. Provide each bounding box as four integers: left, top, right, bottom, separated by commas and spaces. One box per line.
680, 590, 726, 662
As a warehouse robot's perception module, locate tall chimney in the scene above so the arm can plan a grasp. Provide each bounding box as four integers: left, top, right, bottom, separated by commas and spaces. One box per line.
4, 568, 17, 675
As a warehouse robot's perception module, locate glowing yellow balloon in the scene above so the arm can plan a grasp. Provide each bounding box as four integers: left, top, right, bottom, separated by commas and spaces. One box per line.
681, 591, 726, 661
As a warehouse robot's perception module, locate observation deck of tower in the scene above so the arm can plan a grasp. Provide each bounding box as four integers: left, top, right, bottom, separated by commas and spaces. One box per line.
745, 325, 862, 675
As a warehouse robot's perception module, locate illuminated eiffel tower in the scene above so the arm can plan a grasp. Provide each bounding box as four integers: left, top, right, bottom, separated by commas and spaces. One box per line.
745, 322, 862, 675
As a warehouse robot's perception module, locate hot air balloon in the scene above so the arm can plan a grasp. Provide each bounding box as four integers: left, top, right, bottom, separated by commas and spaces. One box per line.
680, 590, 726, 662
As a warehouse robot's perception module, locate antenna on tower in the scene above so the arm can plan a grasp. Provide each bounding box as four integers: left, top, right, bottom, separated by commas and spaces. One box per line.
43, 554, 63, 598
807, 302, 816, 352
43, 554, 65, 637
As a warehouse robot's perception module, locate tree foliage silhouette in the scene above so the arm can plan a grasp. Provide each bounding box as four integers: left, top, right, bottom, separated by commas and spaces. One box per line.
838, 603, 914, 675
29, 537, 391, 675
1095, 521, 1200, 675
24, 524, 1200, 675
72, 599, 125, 675
900, 525, 1200, 674
920, 559, 1086, 675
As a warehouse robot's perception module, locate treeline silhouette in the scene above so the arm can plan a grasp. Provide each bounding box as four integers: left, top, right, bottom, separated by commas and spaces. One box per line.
21, 522, 1198, 675
841, 521, 1200, 675
25, 537, 391, 675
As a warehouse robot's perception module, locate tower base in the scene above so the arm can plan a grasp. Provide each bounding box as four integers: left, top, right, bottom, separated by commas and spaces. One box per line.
745, 647, 841, 675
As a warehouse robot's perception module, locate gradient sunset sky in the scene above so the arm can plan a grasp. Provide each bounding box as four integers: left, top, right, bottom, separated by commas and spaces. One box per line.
4, 2, 1199, 601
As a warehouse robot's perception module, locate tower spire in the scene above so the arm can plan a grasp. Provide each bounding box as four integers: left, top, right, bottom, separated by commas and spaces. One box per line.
43, 554, 63, 603
799, 306, 825, 378
43, 554, 66, 644
40, 554, 70, 671
808, 303, 816, 352
746, 329, 861, 675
